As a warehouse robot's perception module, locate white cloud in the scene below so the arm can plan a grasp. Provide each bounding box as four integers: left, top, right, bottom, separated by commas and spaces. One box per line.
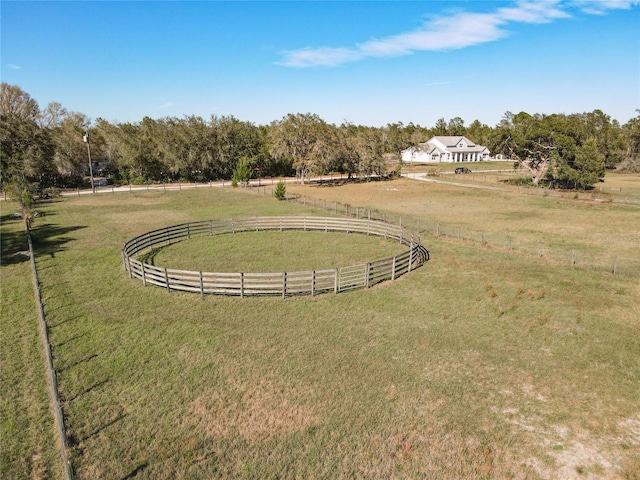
497, 0, 570, 22
7, 64, 22, 70
278, 0, 636, 68
279, 47, 363, 68
571, 0, 638, 14
159, 101, 175, 109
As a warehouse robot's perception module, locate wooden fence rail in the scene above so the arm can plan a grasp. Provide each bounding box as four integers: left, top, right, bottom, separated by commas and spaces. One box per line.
122, 216, 429, 297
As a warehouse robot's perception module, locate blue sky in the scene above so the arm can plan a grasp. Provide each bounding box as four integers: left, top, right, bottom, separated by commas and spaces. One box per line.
2, 1, 638, 128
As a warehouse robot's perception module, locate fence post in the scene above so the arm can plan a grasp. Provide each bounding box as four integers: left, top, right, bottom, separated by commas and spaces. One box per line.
334, 268, 339, 294
141, 265, 147, 287
311, 271, 315, 296
391, 256, 396, 280
240, 272, 244, 298
408, 242, 414, 271
365, 263, 371, 288
282, 272, 287, 299
164, 268, 170, 292
200, 271, 204, 297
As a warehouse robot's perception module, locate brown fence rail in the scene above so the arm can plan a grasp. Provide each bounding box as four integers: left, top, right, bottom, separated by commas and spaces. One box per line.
122, 216, 429, 297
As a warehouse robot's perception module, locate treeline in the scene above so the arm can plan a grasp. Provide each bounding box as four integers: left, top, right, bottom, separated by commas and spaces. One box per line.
2, 82, 639, 195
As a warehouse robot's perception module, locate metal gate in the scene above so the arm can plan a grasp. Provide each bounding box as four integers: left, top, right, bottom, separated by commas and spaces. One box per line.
338, 264, 367, 292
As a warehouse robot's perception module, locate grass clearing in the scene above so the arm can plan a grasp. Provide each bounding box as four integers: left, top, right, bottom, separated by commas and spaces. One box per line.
2, 183, 639, 479
143, 230, 405, 272
288, 174, 640, 277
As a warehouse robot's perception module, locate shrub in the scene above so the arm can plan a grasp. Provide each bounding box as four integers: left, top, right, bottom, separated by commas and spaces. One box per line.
274, 180, 287, 200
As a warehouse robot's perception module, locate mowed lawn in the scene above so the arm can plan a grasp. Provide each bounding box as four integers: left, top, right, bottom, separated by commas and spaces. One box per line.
1, 182, 639, 479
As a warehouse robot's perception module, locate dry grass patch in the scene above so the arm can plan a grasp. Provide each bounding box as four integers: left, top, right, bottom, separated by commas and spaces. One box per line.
184, 376, 317, 442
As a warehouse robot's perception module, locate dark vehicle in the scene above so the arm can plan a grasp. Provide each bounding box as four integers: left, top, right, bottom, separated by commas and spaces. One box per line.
455, 167, 472, 174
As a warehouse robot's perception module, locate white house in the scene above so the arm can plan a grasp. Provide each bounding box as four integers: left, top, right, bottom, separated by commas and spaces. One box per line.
401, 136, 490, 163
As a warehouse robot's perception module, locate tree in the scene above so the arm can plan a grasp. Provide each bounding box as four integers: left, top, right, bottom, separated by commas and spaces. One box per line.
621, 110, 640, 171
447, 117, 466, 136
384, 122, 410, 161
466, 119, 491, 146
38, 101, 68, 129
232, 155, 253, 187
432, 117, 448, 136
268, 113, 330, 184
0, 84, 56, 193
273, 180, 287, 200
581, 109, 626, 169
574, 138, 605, 188
353, 127, 386, 178
50, 112, 93, 181
494, 112, 554, 185
0, 83, 39, 120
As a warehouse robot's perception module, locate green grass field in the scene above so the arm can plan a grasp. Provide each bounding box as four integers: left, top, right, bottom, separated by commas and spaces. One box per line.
2, 180, 639, 479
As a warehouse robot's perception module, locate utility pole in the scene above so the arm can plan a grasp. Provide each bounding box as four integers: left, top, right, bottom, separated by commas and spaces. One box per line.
83, 132, 95, 194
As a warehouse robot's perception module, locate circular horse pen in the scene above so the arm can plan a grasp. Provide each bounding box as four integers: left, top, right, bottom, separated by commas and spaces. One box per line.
122, 216, 429, 297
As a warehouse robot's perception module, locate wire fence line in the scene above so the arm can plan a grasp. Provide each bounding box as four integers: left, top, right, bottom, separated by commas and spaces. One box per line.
246, 184, 640, 280
26, 221, 74, 480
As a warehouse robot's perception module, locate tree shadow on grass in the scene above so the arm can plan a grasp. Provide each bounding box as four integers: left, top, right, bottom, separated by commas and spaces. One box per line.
119, 462, 149, 479
0, 213, 30, 265
30, 223, 87, 259
0, 214, 86, 265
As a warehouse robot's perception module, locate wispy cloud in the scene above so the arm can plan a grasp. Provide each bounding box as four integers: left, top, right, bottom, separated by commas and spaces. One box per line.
159, 101, 176, 109
278, 0, 636, 68
7, 64, 22, 70
571, 0, 638, 14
